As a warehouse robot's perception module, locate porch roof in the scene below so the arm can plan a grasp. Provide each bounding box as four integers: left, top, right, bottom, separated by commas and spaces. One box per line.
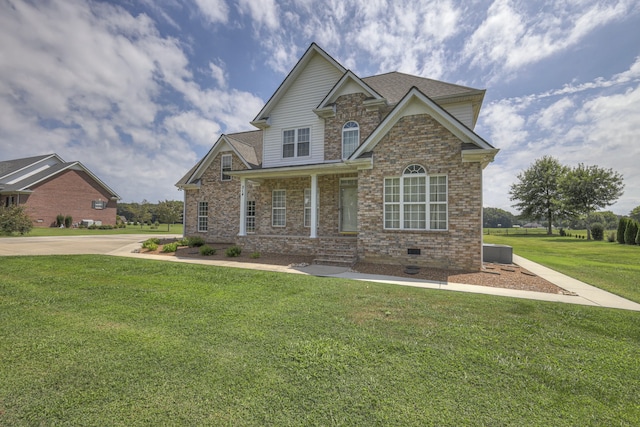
226, 157, 372, 180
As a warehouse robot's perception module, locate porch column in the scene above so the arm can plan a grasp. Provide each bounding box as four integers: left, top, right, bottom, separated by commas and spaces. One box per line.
239, 177, 247, 236
310, 173, 318, 238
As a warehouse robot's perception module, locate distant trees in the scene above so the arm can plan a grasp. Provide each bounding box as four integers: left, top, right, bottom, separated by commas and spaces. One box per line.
483, 207, 516, 228
118, 200, 183, 228
629, 205, 640, 223
510, 156, 624, 239
509, 156, 568, 235
155, 200, 183, 231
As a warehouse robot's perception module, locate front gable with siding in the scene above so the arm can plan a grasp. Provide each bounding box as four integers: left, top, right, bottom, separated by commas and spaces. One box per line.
177, 43, 498, 271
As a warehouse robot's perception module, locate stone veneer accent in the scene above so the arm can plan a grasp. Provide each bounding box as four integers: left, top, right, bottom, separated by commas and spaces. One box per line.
357, 114, 483, 271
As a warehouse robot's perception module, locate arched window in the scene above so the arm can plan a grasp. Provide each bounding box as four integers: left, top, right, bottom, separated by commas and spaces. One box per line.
384, 164, 448, 230
342, 121, 359, 159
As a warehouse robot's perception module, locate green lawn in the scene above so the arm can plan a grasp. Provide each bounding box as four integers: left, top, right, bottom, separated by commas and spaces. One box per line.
1, 256, 639, 426
2, 223, 183, 237
484, 232, 640, 303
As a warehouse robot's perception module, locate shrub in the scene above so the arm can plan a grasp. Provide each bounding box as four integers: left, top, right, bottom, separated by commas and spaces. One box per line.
607, 232, 616, 242
199, 244, 216, 256
185, 236, 205, 247
225, 246, 242, 257
636, 227, 640, 245
64, 216, 73, 228
590, 223, 604, 241
142, 238, 160, 251
0, 205, 33, 235
617, 218, 629, 244
56, 214, 65, 227
162, 242, 179, 253
250, 252, 261, 259
624, 220, 638, 245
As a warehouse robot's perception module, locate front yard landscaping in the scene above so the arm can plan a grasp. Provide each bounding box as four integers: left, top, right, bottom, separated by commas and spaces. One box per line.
1, 255, 639, 426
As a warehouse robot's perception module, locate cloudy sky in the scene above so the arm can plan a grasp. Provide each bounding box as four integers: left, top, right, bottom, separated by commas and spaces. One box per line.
1, 0, 639, 215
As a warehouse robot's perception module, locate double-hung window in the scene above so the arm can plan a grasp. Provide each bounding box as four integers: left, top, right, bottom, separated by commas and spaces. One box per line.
246, 200, 256, 233
221, 154, 232, 181
198, 201, 208, 232
384, 165, 447, 230
272, 190, 286, 227
283, 128, 310, 158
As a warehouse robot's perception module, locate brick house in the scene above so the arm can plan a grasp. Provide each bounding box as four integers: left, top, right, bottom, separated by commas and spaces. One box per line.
0, 154, 120, 227
177, 44, 498, 271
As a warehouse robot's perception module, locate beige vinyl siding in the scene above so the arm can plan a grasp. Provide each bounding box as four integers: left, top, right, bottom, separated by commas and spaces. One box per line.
262, 54, 343, 168
442, 102, 474, 129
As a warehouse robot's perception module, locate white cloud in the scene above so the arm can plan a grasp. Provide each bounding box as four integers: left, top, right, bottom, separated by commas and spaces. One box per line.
237, 0, 279, 30
193, 0, 229, 24
209, 60, 227, 87
464, 0, 635, 78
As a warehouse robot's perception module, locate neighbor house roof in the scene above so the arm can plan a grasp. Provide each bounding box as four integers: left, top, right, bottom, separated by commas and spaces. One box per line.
0, 154, 121, 199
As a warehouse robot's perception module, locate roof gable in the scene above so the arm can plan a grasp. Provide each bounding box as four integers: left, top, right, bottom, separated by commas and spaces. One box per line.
251, 43, 346, 128
351, 87, 497, 166
315, 70, 385, 114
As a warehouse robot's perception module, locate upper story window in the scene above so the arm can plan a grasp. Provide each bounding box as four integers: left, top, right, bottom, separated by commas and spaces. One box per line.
283, 128, 310, 158
384, 164, 448, 230
342, 121, 360, 159
221, 154, 232, 181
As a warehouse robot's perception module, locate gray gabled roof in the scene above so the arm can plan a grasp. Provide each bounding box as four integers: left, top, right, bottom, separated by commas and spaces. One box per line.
0, 154, 120, 199
362, 72, 484, 105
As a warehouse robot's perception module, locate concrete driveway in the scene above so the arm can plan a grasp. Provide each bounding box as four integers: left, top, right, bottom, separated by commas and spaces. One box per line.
0, 234, 180, 256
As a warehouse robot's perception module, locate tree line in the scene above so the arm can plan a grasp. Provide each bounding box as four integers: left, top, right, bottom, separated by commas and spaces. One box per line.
117, 200, 183, 231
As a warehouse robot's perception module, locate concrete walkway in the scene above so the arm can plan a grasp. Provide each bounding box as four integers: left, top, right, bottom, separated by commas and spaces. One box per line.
3, 235, 639, 311
105, 239, 640, 312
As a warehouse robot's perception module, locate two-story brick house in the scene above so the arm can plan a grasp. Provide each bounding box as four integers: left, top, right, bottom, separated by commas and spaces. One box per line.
176, 43, 498, 271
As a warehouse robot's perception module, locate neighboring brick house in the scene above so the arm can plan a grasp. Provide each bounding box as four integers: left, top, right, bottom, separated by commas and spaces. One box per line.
177, 44, 498, 271
0, 154, 120, 227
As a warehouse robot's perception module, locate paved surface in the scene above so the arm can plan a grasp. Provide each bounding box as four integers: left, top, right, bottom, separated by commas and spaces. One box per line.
3, 234, 640, 311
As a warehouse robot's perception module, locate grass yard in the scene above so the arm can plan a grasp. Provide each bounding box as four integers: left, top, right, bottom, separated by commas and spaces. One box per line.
484, 233, 640, 303
1, 256, 639, 426
2, 223, 183, 237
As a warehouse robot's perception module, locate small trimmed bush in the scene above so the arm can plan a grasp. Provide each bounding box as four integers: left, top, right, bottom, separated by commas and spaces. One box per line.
590, 223, 604, 241
162, 242, 179, 253
64, 216, 73, 228
199, 245, 216, 256
250, 252, 261, 259
142, 238, 160, 251
56, 214, 65, 227
185, 236, 205, 247
607, 232, 616, 242
559, 228, 566, 237
225, 246, 242, 257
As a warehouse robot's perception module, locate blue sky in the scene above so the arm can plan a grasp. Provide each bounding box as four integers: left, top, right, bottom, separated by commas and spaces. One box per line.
1, 0, 639, 215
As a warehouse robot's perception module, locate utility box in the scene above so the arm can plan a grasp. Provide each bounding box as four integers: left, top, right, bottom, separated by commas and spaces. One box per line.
483, 244, 513, 264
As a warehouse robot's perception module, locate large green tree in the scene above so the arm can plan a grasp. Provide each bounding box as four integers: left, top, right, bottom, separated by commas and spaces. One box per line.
509, 156, 569, 235
629, 205, 640, 223
155, 200, 183, 231
561, 164, 624, 240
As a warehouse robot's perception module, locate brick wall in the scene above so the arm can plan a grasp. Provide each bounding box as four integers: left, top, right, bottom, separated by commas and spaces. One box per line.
20, 169, 117, 227
357, 114, 483, 271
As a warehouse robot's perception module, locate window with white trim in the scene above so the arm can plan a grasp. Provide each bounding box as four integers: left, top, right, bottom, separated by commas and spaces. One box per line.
283, 128, 310, 158
221, 154, 232, 181
384, 165, 447, 230
92, 200, 105, 210
198, 201, 208, 232
272, 190, 286, 227
342, 121, 359, 159
246, 200, 256, 233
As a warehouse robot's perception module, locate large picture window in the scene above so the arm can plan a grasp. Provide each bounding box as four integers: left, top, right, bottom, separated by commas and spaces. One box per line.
342, 121, 359, 159
272, 190, 286, 227
384, 165, 447, 230
283, 128, 310, 158
198, 201, 208, 232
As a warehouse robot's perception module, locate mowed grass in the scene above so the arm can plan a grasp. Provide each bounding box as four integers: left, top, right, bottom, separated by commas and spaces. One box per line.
1, 256, 639, 426
2, 223, 183, 237
484, 232, 640, 303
